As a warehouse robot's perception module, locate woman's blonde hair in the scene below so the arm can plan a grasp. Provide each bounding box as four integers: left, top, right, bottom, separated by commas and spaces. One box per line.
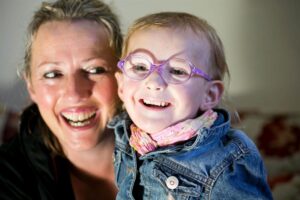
23, 0, 122, 80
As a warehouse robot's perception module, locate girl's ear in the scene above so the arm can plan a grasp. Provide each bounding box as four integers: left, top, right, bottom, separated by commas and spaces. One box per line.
115, 72, 124, 101
201, 80, 224, 110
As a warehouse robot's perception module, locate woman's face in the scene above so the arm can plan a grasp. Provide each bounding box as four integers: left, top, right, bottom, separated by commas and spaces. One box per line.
27, 20, 119, 152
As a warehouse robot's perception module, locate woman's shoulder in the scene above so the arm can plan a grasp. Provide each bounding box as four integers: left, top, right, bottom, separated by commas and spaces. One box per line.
0, 103, 56, 199
0, 136, 38, 199
0, 130, 71, 199
0, 131, 48, 177
0, 135, 24, 161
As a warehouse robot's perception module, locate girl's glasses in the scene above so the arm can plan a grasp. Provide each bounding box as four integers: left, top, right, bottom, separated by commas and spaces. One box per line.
117, 54, 212, 84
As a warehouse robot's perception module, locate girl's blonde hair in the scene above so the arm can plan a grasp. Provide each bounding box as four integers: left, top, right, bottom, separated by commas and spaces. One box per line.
122, 12, 229, 81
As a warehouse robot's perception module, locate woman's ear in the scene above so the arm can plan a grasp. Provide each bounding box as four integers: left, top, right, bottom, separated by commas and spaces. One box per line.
201, 80, 224, 110
115, 72, 124, 101
24, 75, 37, 103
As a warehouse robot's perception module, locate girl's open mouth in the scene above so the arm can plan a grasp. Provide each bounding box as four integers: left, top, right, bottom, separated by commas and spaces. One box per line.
140, 99, 171, 108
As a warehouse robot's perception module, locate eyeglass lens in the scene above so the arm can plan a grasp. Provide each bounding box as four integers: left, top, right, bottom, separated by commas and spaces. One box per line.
123, 55, 192, 84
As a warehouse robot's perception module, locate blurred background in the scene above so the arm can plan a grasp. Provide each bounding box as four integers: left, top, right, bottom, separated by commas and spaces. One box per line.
0, 0, 299, 199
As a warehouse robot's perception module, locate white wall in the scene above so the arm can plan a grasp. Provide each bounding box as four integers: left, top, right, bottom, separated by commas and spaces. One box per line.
0, 0, 44, 111
1, 0, 299, 113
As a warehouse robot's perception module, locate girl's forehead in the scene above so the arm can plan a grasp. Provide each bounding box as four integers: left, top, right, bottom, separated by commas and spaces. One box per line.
127, 27, 211, 66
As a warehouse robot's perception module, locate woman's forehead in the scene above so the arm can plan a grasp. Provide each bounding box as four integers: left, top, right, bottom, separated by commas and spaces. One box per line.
30, 20, 116, 69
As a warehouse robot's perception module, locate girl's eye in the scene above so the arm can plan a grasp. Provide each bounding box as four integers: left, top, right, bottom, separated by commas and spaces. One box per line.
133, 64, 148, 72
43, 71, 62, 79
169, 67, 189, 76
86, 66, 107, 74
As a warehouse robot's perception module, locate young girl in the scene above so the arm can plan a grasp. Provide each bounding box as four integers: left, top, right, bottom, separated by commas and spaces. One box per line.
109, 12, 273, 200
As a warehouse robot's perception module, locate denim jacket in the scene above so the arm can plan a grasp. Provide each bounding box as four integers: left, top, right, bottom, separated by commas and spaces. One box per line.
108, 109, 273, 200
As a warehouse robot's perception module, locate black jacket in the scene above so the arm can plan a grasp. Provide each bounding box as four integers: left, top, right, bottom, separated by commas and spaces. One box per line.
0, 104, 75, 200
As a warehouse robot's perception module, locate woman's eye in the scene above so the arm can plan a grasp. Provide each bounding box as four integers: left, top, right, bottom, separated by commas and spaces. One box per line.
87, 66, 107, 74
43, 71, 62, 79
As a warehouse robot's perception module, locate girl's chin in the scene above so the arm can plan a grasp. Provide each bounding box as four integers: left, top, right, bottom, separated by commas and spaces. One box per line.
139, 124, 170, 134
132, 115, 175, 133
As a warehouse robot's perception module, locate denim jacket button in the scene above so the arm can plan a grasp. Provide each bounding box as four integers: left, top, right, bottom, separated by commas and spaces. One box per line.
166, 176, 179, 189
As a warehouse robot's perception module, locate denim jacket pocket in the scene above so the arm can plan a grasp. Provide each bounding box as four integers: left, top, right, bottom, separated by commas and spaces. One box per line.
152, 162, 206, 200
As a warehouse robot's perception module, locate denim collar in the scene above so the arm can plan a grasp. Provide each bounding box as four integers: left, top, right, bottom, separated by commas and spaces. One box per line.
108, 109, 231, 157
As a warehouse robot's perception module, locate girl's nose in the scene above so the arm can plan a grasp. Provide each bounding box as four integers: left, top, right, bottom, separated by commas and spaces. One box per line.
63, 73, 92, 102
145, 71, 167, 91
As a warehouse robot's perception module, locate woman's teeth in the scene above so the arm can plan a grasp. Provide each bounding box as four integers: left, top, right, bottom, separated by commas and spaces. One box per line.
62, 111, 96, 127
68, 120, 91, 127
142, 99, 170, 107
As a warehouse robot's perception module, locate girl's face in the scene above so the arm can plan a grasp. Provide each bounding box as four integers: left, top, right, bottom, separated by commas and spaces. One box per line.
27, 20, 119, 152
116, 27, 222, 134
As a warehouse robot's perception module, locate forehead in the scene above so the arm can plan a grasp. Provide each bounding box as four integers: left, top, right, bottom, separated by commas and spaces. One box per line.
29, 20, 117, 71
126, 26, 211, 64
32, 20, 112, 59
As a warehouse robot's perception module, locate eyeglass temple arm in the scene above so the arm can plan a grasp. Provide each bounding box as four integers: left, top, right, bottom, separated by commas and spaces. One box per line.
192, 67, 212, 81
117, 60, 125, 70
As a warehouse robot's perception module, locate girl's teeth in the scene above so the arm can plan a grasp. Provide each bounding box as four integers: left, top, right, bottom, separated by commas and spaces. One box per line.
143, 99, 169, 107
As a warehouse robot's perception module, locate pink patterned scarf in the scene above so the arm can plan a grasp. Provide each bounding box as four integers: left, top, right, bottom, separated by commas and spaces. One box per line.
129, 109, 217, 155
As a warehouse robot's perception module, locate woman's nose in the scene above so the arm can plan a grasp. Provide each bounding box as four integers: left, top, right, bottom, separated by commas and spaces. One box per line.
145, 71, 167, 91
63, 73, 92, 102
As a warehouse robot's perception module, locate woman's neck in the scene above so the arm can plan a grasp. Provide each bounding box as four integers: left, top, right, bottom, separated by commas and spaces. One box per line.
63, 130, 117, 200
66, 131, 115, 180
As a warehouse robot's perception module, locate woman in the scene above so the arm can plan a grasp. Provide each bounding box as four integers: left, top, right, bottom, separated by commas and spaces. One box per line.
0, 0, 122, 199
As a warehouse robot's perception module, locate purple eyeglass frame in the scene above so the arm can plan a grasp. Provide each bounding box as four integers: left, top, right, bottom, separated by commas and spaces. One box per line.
117, 55, 212, 83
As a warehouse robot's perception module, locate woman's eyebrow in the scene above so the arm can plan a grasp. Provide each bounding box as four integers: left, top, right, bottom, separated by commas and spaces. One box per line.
36, 61, 61, 69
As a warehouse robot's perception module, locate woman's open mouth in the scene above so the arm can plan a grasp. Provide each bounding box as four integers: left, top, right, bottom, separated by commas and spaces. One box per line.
61, 111, 97, 127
